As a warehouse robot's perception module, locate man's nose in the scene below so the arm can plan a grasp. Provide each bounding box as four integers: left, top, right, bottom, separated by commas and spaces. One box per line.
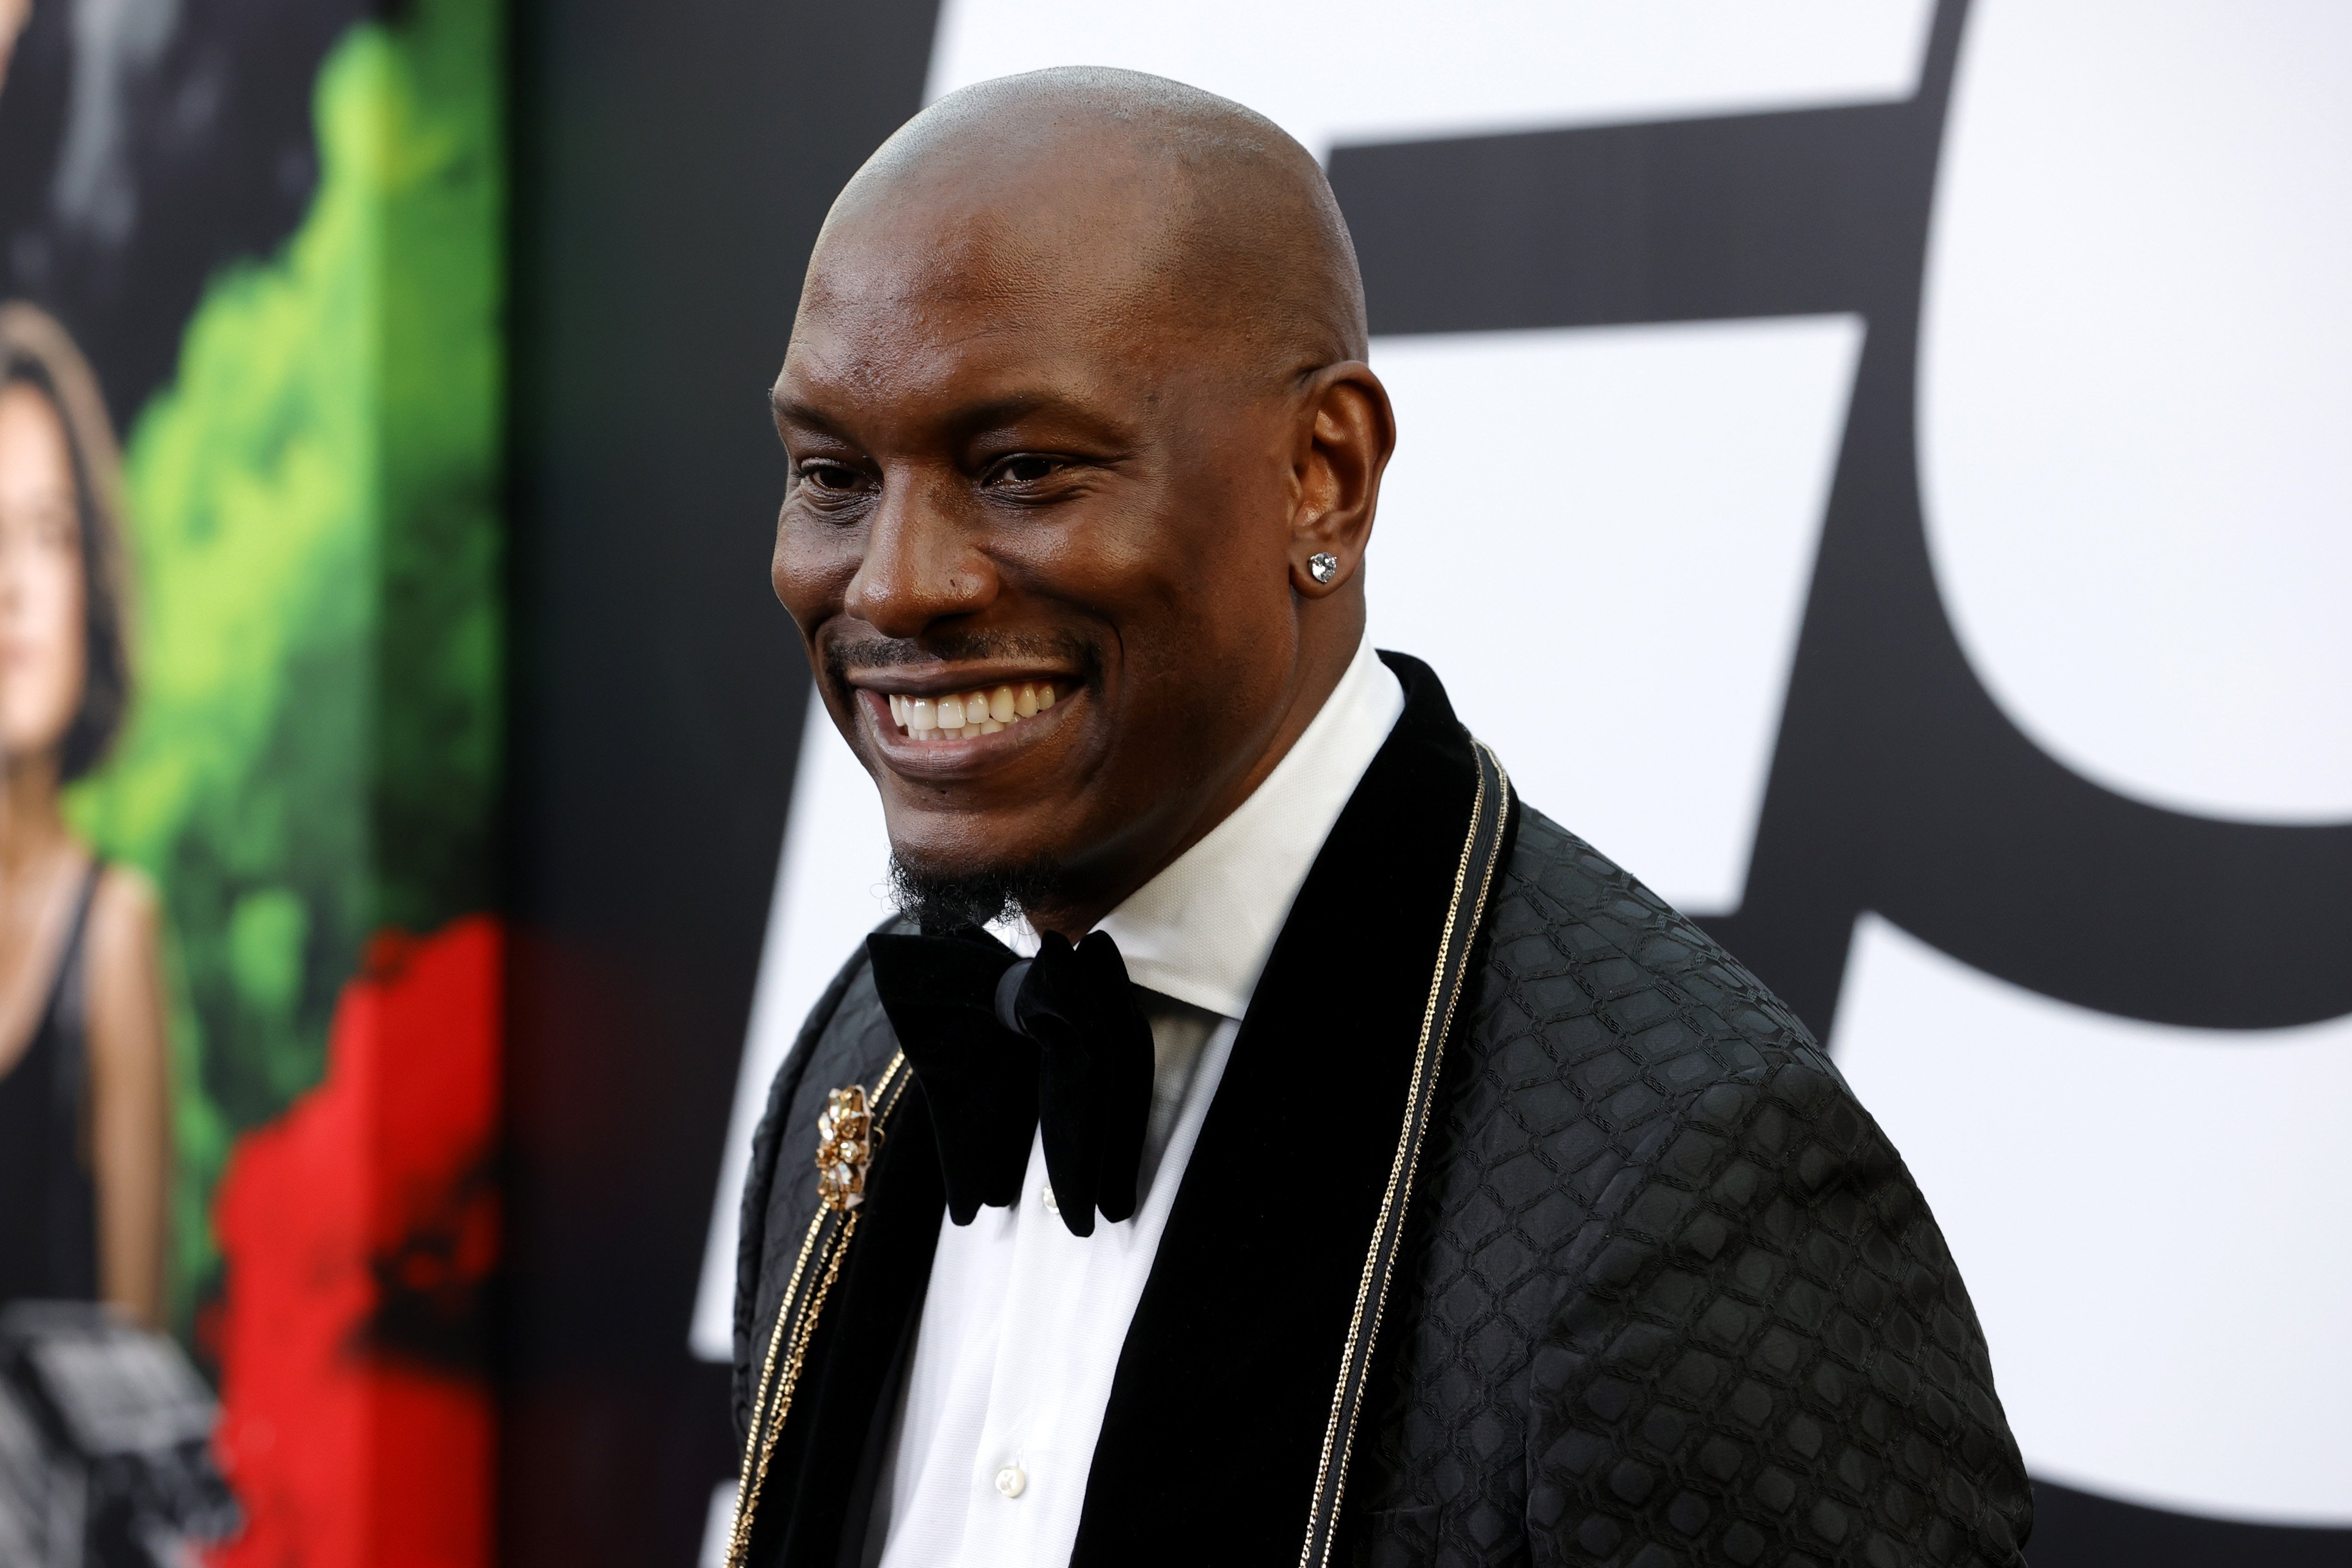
842, 473, 996, 639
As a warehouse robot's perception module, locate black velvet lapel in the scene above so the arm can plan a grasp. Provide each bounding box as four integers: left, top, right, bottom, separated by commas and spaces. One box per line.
748, 1084, 947, 1568
1071, 653, 1497, 1565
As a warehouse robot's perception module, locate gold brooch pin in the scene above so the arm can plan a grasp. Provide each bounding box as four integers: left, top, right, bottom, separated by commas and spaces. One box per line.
815, 1085, 872, 1212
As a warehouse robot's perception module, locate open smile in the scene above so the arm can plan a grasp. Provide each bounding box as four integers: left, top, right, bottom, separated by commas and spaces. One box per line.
850, 673, 1078, 777
882, 678, 1057, 741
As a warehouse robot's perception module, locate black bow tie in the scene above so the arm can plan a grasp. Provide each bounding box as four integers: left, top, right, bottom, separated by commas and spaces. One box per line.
865, 925, 1154, 1237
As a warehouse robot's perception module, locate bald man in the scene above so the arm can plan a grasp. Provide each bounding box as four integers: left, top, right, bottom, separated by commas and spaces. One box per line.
724, 68, 2030, 1568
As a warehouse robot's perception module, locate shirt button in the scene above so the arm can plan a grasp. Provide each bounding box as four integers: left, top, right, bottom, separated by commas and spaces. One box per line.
1039, 1186, 1059, 1215
994, 1464, 1027, 1499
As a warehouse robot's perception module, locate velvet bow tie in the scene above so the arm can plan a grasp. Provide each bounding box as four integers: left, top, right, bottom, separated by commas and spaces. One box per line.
865, 925, 1154, 1238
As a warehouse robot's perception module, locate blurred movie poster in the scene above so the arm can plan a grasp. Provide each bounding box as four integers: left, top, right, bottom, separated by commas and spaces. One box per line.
0, 0, 503, 1562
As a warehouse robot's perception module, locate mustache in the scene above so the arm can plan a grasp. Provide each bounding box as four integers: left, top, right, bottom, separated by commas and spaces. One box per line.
823, 629, 1096, 685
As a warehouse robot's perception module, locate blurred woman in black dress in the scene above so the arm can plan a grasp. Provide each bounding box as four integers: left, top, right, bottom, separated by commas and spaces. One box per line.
0, 302, 168, 1327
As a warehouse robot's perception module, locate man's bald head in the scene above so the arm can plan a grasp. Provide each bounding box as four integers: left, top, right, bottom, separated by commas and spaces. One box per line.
806, 67, 1367, 384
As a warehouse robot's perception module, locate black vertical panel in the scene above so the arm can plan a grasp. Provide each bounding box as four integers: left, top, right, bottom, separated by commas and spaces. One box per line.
502, 5, 939, 1564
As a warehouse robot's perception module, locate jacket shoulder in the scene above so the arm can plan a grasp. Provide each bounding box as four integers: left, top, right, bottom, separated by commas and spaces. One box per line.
1349, 802, 2030, 1566
1476, 800, 1831, 1093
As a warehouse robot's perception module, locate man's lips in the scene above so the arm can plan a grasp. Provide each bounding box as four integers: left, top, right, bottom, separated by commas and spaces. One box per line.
846, 659, 1074, 698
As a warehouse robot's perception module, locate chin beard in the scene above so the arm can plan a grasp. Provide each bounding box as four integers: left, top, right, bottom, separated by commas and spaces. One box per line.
887, 854, 1071, 934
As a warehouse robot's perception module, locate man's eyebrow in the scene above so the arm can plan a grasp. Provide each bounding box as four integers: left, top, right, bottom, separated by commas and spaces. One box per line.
946, 392, 1140, 449
772, 386, 1134, 448
766, 389, 1067, 427
948, 393, 1059, 432
768, 390, 839, 430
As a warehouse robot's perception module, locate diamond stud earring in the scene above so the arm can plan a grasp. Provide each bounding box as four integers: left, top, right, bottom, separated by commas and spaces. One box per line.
1307, 552, 1340, 584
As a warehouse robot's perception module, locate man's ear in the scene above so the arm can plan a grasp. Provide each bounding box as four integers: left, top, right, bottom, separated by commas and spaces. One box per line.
1289, 361, 1395, 598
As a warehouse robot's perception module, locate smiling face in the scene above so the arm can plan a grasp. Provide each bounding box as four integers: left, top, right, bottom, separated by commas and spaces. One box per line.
0, 379, 90, 770
770, 76, 1389, 934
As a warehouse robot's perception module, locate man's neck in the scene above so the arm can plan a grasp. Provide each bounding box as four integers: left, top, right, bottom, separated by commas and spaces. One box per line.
1023, 614, 1366, 939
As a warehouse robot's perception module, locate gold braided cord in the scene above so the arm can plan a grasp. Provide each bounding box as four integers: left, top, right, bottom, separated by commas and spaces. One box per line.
723, 1050, 909, 1568
724, 1204, 831, 1568
760, 1208, 861, 1495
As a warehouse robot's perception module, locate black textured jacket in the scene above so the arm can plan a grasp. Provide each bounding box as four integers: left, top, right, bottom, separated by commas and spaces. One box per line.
726, 655, 2032, 1568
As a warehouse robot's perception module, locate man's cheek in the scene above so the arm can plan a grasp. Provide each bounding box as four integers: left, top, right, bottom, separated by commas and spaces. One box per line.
773, 527, 862, 626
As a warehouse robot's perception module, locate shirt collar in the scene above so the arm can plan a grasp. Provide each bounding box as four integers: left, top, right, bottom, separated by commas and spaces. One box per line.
993, 637, 1406, 1021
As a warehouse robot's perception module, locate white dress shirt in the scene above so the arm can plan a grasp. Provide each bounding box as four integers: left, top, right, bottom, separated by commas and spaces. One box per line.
864, 637, 1406, 1568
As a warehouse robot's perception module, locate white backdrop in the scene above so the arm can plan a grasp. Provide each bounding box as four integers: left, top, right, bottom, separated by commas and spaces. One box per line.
692, 0, 2352, 1542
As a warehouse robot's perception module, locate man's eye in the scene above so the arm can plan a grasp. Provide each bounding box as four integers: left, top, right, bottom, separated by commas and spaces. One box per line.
994, 456, 1062, 485
800, 463, 861, 491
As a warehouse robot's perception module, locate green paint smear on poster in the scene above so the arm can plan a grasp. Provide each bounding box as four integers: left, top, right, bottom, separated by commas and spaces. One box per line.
66, 0, 503, 1327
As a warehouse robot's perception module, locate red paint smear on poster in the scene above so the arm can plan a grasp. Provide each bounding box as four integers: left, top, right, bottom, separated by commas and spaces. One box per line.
207, 916, 501, 1568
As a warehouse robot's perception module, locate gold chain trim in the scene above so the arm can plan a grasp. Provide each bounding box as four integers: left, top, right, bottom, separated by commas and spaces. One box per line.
722, 1205, 825, 1568
1298, 743, 1510, 1568
723, 1051, 908, 1568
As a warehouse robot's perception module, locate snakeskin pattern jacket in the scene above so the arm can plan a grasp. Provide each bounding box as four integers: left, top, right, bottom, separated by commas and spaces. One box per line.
727, 655, 2033, 1568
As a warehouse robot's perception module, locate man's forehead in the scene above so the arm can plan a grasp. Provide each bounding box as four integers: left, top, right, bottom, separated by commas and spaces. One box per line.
784, 271, 1146, 377
781, 223, 1194, 422
773, 304, 1166, 440
805, 158, 1174, 310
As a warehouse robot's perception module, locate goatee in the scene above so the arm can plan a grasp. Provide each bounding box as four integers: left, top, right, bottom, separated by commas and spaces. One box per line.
886, 854, 1071, 934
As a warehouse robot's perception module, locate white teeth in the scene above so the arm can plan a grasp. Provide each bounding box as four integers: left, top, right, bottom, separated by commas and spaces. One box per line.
887, 682, 1067, 740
